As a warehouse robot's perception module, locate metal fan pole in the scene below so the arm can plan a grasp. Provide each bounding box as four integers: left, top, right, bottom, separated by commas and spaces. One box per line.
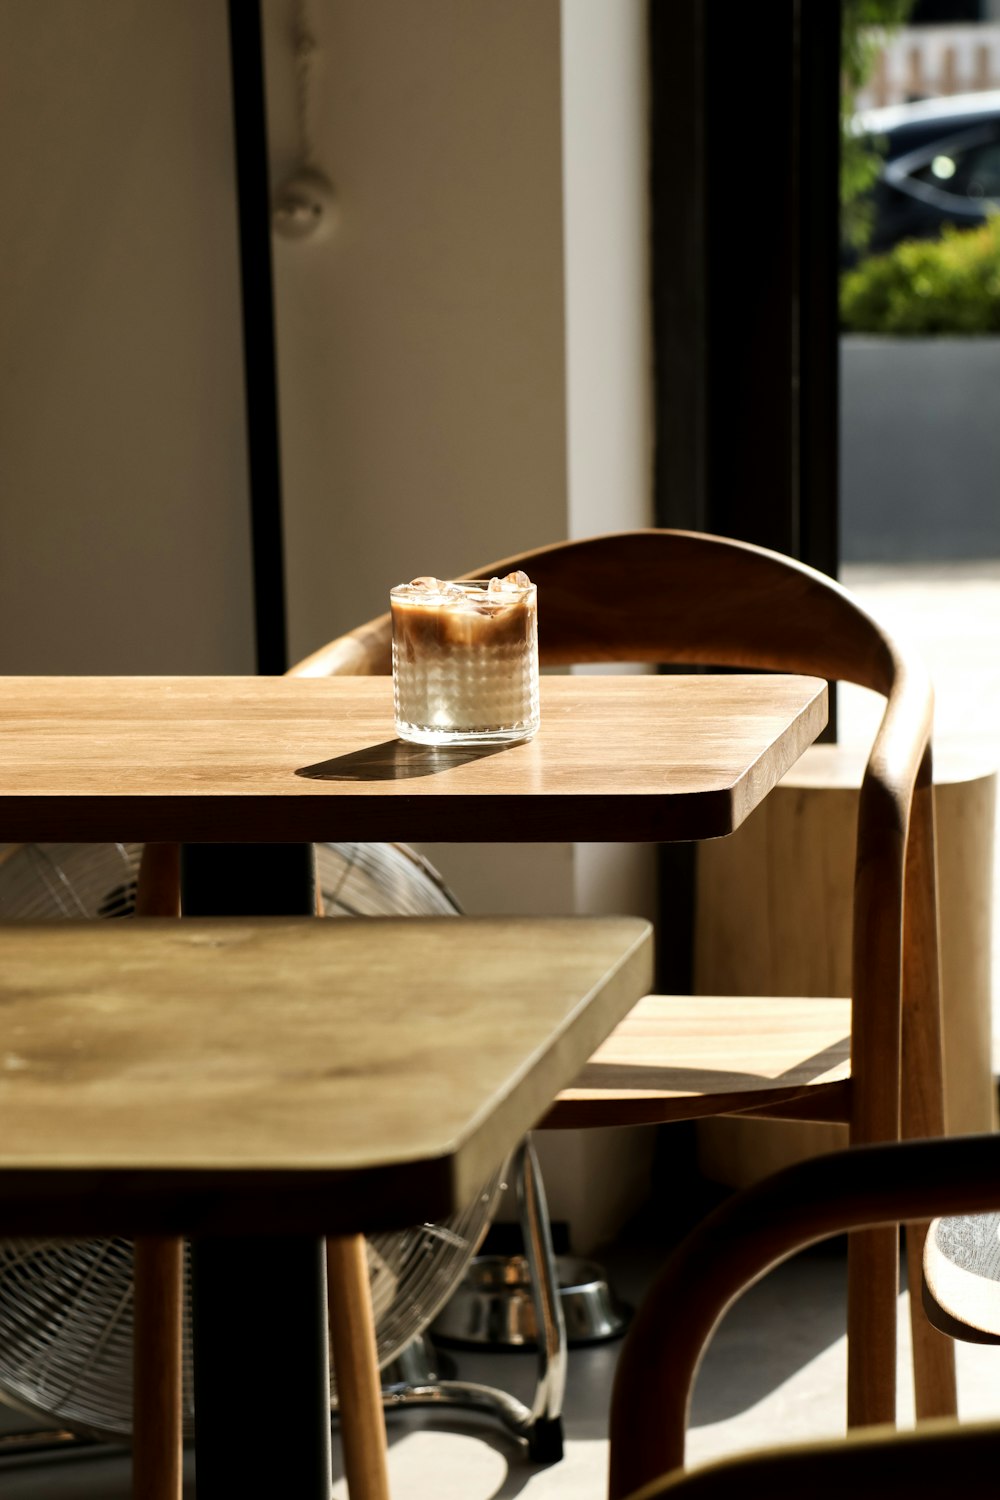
517, 1136, 566, 1460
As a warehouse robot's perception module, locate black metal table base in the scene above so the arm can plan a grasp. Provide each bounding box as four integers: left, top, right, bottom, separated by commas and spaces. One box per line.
182, 843, 332, 1498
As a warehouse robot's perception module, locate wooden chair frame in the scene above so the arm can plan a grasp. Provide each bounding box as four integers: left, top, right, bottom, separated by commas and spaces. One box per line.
611, 1134, 1000, 1500
291, 529, 953, 1428
627, 1420, 1000, 1500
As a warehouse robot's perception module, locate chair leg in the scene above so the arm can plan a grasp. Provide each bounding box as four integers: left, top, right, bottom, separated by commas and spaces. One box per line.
327, 1234, 392, 1500
901, 767, 958, 1420
320, 877, 392, 1495
905, 1221, 958, 1419
132, 1236, 184, 1500
847, 1224, 899, 1428
135, 843, 181, 918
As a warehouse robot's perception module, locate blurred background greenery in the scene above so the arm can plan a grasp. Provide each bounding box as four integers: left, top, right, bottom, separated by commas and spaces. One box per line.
840, 0, 1000, 332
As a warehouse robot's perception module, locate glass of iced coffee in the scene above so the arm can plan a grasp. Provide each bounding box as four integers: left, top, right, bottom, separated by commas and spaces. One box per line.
390, 572, 539, 746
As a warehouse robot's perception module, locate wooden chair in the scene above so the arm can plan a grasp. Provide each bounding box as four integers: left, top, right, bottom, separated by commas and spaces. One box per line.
609, 1134, 1000, 1500
294, 528, 954, 1429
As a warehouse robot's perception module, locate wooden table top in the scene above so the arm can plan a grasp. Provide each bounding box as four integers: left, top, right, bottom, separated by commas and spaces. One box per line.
0, 916, 651, 1236
0, 674, 827, 843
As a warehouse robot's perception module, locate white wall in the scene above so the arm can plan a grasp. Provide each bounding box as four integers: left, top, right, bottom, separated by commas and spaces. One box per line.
562, 0, 651, 543
267, 0, 654, 1250
559, 0, 655, 950
541, 1, 655, 1252
264, 0, 652, 969
264, 0, 571, 664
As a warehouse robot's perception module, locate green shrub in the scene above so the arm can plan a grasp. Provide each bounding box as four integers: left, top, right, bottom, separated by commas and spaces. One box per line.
840, 216, 1000, 334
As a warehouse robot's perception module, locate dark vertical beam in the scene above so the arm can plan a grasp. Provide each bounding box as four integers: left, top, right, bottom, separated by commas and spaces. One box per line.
797, 0, 843, 582
227, 0, 288, 675
649, 0, 708, 531
184, 844, 330, 1499
703, 1, 798, 554
648, 0, 707, 995
649, 0, 844, 990
650, 0, 841, 581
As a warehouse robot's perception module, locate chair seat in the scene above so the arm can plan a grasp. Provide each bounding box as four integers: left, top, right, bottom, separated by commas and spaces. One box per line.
542, 993, 851, 1127
923, 1213, 1000, 1345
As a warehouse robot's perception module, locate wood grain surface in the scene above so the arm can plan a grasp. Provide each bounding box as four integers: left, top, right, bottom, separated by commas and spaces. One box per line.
0, 674, 827, 843
0, 915, 650, 1236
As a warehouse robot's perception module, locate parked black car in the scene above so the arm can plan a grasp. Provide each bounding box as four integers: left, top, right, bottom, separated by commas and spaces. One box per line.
852, 89, 1000, 255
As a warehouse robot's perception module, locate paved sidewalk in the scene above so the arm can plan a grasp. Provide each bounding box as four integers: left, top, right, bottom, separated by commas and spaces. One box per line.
840, 561, 1000, 770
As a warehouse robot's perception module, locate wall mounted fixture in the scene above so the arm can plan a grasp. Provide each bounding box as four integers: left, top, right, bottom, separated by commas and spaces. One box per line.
272, 0, 337, 240
273, 165, 337, 239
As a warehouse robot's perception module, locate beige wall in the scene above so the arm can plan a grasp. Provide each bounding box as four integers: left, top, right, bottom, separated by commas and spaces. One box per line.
0, 0, 649, 676
0, 0, 255, 674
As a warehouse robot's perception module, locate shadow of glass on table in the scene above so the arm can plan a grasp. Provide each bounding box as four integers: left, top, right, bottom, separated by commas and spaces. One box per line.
296, 739, 509, 782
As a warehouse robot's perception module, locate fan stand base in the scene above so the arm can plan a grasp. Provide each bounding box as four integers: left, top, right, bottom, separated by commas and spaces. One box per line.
346, 1137, 568, 1465
377, 1378, 564, 1464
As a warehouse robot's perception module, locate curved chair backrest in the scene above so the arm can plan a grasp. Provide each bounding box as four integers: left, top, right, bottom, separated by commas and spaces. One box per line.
289, 529, 939, 1157
291, 530, 906, 693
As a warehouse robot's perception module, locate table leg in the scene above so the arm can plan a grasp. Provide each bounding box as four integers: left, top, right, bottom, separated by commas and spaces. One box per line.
327, 1236, 392, 1500
191, 1236, 332, 1496
183, 844, 335, 1498
133, 1236, 184, 1500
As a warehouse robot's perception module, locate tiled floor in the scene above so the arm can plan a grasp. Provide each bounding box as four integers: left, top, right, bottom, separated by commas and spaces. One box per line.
0, 561, 998, 1496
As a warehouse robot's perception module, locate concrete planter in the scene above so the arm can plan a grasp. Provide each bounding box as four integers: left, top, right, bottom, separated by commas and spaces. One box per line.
840, 335, 1000, 563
